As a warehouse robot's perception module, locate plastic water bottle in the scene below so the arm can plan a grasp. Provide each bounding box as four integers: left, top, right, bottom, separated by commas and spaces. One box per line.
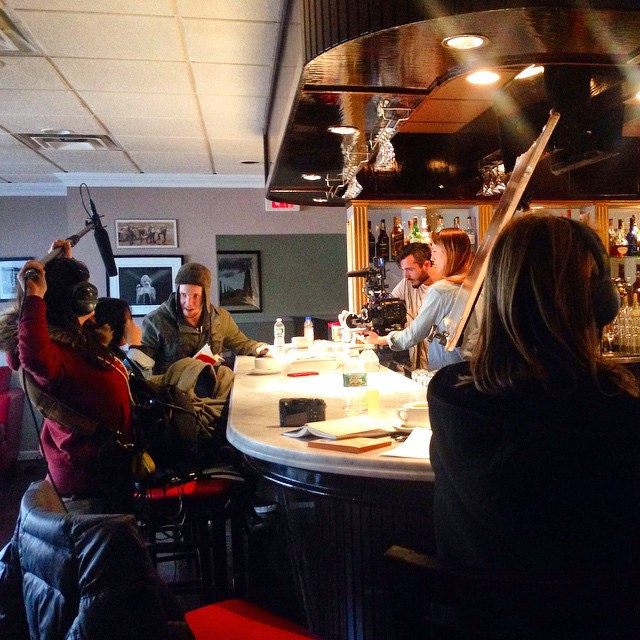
343, 355, 367, 416
303, 316, 314, 344
274, 317, 285, 351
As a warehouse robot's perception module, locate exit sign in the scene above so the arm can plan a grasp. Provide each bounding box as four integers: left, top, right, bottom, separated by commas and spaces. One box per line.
265, 199, 300, 211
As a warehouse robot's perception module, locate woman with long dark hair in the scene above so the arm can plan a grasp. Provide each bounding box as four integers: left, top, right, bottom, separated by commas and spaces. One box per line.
0, 241, 133, 513
365, 227, 472, 370
428, 214, 640, 575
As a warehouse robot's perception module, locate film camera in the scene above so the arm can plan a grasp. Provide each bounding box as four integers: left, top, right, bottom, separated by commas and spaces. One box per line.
344, 257, 407, 335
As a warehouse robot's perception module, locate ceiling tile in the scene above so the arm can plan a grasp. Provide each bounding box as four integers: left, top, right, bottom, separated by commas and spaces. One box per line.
9, 1, 172, 14
0, 89, 89, 116
54, 59, 192, 93
212, 154, 264, 174
200, 94, 266, 125
39, 150, 138, 171
0, 114, 107, 135
130, 150, 213, 173
1, 161, 62, 173
0, 57, 68, 90
16, 11, 182, 60
183, 18, 279, 65
80, 91, 199, 119
192, 63, 270, 96
209, 137, 264, 157
0, 146, 53, 162
115, 135, 208, 153
100, 116, 203, 138
0, 133, 29, 148
177, 0, 282, 22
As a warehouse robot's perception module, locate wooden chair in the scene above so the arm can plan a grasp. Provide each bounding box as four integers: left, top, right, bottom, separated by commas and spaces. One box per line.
8, 480, 318, 640
384, 545, 640, 640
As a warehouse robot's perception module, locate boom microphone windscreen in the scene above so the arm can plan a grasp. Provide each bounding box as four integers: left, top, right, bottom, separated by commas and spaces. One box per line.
89, 199, 118, 277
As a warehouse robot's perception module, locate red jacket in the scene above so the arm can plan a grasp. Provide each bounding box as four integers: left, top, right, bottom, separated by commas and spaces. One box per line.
11, 297, 132, 497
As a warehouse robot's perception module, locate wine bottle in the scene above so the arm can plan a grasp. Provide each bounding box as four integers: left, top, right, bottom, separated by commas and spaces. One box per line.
453, 216, 461, 229
627, 216, 638, 256
368, 220, 376, 261
608, 218, 617, 256
390, 216, 404, 259
435, 215, 444, 233
465, 215, 476, 251
376, 219, 390, 261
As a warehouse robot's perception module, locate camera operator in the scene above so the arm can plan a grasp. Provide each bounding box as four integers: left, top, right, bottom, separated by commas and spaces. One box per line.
390, 242, 441, 370
364, 229, 471, 371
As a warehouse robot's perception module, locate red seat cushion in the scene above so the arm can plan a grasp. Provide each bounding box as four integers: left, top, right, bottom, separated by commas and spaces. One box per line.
185, 599, 319, 640
145, 478, 234, 501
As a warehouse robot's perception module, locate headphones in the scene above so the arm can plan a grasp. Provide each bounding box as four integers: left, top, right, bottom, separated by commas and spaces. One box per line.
70, 281, 99, 316
566, 218, 620, 331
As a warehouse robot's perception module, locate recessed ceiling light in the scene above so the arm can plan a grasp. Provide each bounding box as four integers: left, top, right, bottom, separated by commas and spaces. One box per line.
442, 34, 488, 50
328, 125, 358, 135
240, 160, 259, 164
515, 64, 544, 80
313, 197, 328, 202
40, 128, 72, 135
302, 173, 322, 181
438, 184, 445, 189
466, 70, 500, 85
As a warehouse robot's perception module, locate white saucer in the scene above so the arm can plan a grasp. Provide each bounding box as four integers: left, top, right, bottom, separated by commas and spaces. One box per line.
248, 368, 282, 376
395, 423, 428, 433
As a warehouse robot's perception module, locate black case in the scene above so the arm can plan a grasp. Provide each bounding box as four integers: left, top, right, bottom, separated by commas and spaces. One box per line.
279, 398, 326, 427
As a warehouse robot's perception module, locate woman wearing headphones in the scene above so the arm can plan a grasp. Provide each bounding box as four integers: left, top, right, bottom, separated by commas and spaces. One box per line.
0, 241, 133, 513
364, 227, 472, 370
428, 214, 640, 579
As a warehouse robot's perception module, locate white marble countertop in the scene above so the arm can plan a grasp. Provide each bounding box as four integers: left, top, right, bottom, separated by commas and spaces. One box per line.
227, 356, 434, 482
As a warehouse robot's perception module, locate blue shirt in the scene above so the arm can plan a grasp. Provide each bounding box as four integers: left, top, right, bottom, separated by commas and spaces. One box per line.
386, 279, 463, 371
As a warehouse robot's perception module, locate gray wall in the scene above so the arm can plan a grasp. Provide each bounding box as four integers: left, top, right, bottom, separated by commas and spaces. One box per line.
0, 187, 347, 456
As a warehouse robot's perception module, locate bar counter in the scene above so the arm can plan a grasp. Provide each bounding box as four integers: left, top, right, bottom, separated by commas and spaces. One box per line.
228, 355, 434, 640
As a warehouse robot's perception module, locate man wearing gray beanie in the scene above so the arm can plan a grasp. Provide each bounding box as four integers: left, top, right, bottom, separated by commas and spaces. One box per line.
140, 262, 268, 375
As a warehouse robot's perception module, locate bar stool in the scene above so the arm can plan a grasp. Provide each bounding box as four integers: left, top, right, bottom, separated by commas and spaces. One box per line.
140, 475, 247, 603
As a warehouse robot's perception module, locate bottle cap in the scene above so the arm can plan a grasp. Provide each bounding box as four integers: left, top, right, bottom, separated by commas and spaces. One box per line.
276, 317, 282, 321
305, 316, 312, 321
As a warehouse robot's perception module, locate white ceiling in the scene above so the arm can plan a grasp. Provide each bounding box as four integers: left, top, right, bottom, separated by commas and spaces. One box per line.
0, 0, 286, 193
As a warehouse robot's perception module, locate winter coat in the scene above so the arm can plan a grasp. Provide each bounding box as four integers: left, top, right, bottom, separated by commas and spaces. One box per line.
0, 479, 193, 640
0, 298, 132, 502
140, 293, 265, 374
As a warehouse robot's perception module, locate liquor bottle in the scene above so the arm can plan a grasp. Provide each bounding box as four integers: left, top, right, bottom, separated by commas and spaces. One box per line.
274, 317, 285, 351
453, 216, 461, 229
615, 263, 629, 304
435, 214, 444, 233
616, 219, 628, 246
421, 216, 432, 244
367, 220, 376, 261
409, 217, 422, 243
627, 216, 638, 256
631, 263, 640, 307
465, 215, 477, 251
376, 219, 390, 261
390, 216, 404, 259
406, 219, 413, 243
608, 218, 617, 256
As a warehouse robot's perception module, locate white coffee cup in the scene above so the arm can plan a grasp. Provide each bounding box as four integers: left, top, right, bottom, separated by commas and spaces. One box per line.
396, 401, 429, 427
254, 357, 280, 371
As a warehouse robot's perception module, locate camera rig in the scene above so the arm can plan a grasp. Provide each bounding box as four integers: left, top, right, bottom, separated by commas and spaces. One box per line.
344, 257, 407, 335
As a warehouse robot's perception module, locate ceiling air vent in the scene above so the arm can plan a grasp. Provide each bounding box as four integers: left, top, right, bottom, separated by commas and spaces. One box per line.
0, 5, 39, 54
14, 133, 121, 152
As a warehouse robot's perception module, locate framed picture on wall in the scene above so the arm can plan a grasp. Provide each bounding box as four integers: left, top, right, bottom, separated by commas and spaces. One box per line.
115, 219, 178, 249
107, 255, 183, 316
0, 257, 33, 300
217, 251, 262, 313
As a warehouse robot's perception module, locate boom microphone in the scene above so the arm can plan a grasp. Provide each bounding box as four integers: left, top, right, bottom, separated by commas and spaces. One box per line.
89, 198, 118, 277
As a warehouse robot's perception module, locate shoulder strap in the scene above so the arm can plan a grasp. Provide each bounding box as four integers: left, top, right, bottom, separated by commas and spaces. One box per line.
19, 368, 99, 437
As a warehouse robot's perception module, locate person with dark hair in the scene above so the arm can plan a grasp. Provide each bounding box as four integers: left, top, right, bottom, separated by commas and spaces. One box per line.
427, 214, 640, 577
0, 241, 133, 513
95, 297, 142, 358
365, 228, 472, 371
390, 242, 441, 370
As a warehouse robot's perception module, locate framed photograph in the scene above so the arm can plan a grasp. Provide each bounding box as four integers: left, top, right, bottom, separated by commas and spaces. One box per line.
0, 257, 33, 301
217, 251, 262, 313
115, 219, 178, 249
107, 255, 183, 316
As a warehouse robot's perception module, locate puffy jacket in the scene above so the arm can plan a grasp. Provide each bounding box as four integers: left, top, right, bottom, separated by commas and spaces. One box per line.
0, 480, 193, 640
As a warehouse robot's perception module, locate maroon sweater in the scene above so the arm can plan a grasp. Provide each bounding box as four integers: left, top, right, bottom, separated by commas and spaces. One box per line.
11, 296, 132, 497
